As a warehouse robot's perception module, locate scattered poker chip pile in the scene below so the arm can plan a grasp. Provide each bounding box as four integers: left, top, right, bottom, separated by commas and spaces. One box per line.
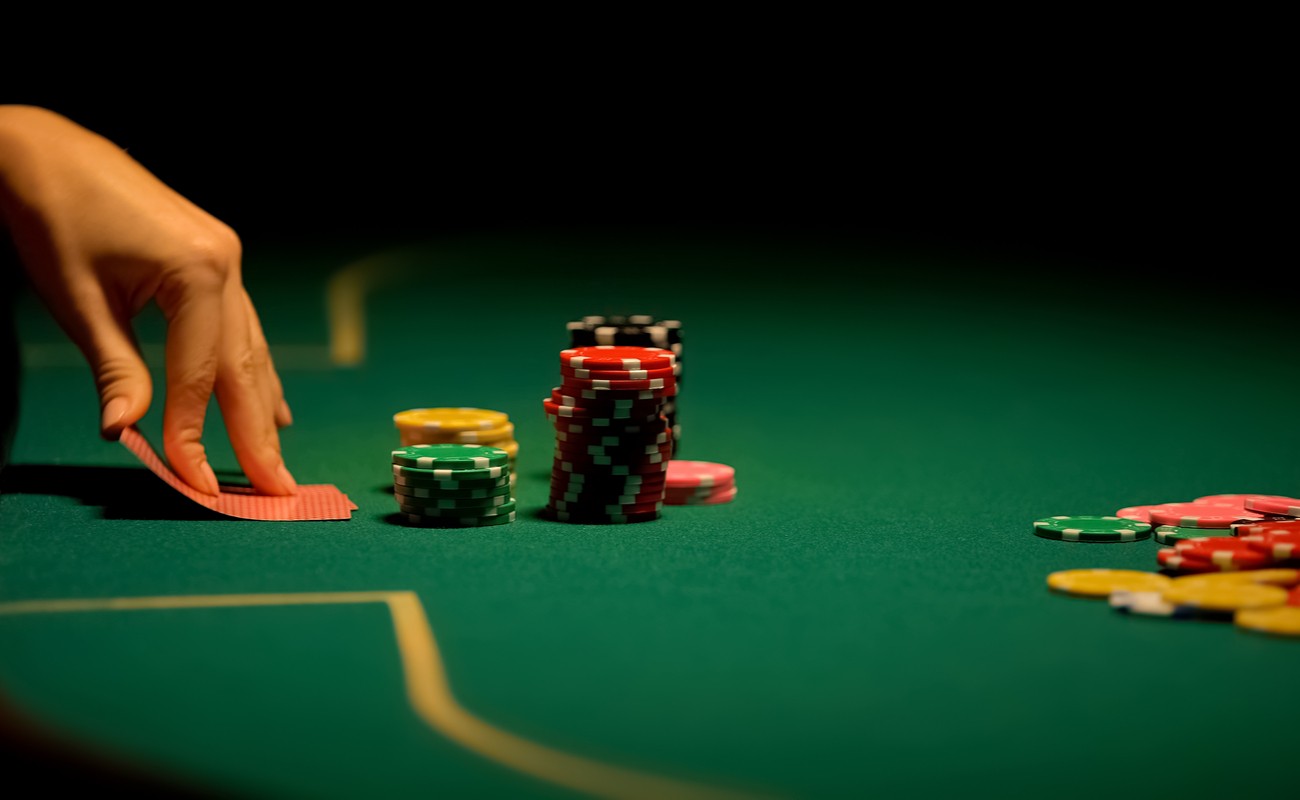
566, 316, 682, 453
544, 345, 677, 524
1035, 493, 1300, 637
663, 460, 737, 506
394, 407, 518, 486
391, 443, 516, 528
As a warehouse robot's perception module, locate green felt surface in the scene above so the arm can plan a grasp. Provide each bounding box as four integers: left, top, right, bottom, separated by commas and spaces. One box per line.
3, 233, 1300, 799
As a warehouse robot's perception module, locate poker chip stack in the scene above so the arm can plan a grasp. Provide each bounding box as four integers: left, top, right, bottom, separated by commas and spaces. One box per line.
394, 407, 518, 486
544, 345, 677, 524
664, 460, 737, 505
391, 443, 516, 527
566, 316, 682, 453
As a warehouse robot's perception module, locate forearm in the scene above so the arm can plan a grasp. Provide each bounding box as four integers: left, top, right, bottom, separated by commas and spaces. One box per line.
0, 105, 63, 220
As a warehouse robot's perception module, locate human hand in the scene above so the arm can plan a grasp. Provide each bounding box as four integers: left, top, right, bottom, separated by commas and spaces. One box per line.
0, 105, 296, 496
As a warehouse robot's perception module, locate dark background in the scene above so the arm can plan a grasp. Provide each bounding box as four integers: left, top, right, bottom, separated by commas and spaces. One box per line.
5, 71, 1284, 285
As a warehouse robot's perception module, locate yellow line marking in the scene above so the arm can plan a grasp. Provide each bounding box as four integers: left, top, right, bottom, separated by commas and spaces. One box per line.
21, 342, 334, 371
23, 248, 399, 370
0, 592, 760, 800
327, 252, 408, 367
23, 258, 384, 371
0, 592, 392, 614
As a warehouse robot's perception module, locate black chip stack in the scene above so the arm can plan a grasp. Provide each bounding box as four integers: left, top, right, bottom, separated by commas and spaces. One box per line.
566, 315, 683, 453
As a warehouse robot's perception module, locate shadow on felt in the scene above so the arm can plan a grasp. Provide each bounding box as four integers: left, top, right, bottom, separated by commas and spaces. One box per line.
0, 463, 224, 521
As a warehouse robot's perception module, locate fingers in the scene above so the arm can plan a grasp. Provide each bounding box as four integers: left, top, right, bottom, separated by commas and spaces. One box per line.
243, 290, 292, 428
155, 259, 226, 496
5, 245, 153, 442
275, 392, 293, 428
213, 281, 297, 496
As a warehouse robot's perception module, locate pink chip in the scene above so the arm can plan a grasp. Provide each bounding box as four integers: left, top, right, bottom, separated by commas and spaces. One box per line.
1242, 495, 1300, 517
1147, 499, 1275, 529
1195, 494, 1264, 504
686, 486, 737, 505
1116, 503, 1172, 523
666, 460, 736, 490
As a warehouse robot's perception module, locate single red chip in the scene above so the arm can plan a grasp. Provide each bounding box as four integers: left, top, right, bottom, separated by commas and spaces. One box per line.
555, 428, 672, 448
560, 345, 676, 370
549, 476, 668, 493
543, 399, 663, 423
1239, 531, 1300, 561
1172, 537, 1273, 569
559, 385, 677, 402
549, 417, 669, 437
549, 389, 665, 412
554, 436, 673, 454
560, 377, 676, 394
552, 452, 673, 471
1233, 519, 1300, 536
552, 458, 669, 476
1156, 548, 1232, 572
561, 364, 677, 381
547, 498, 664, 515
550, 485, 666, 501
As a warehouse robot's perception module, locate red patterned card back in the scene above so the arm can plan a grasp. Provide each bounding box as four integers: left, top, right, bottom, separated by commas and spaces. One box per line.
119, 426, 356, 521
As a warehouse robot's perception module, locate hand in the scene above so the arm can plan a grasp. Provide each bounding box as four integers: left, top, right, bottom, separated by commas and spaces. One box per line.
0, 105, 296, 496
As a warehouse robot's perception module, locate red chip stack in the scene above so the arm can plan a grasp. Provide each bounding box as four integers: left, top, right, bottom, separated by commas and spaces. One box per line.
544, 345, 677, 524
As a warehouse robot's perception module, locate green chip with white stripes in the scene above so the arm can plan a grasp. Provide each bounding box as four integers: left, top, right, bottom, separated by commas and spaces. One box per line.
1033, 515, 1152, 543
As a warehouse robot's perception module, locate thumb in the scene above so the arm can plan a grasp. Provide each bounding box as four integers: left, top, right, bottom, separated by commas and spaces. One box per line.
80, 308, 153, 441
12, 247, 153, 440
95, 347, 153, 440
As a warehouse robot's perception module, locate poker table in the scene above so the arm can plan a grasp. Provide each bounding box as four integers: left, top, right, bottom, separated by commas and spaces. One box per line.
3, 232, 1300, 800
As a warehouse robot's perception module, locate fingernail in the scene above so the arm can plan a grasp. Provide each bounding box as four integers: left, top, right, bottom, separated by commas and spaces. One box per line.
278, 399, 294, 426
100, 397, 129, 436
199, 461, 221, 495
277, 463, 298, 494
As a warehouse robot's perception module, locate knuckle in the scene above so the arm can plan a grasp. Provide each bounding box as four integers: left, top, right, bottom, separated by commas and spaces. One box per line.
253, 434, 284, 462
158, 262, 223, 302
160, 233, 239, 291
170, 358, 219, 403
258, 436, 284, 461
231, 343, 269, 384
216, 223, 243, 260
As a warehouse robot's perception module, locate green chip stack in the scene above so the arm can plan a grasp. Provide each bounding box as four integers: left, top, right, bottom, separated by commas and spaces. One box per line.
391, 444, 516, 527
393, 407, 518, 488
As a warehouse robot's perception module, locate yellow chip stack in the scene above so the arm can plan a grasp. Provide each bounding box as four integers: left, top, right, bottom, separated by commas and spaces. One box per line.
394, 408, 518, 483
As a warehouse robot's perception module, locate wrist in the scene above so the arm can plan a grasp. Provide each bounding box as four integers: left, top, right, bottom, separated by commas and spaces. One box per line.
0, 105, 78, 226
